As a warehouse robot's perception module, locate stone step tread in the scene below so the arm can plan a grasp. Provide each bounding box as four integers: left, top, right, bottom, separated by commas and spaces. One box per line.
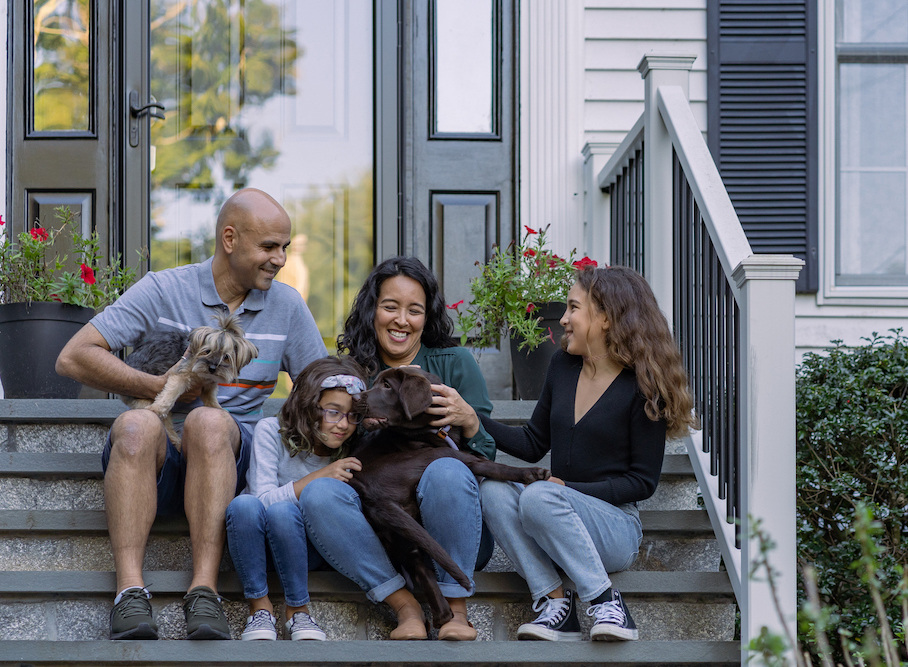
0, 639, 741, 665
0, 569, 734, 598
0, 508, 715, 535
0, 451, 694, 478
1, 398, 536, 423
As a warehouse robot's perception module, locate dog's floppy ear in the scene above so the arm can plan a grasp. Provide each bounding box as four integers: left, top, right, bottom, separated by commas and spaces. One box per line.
398, 372, 434, 421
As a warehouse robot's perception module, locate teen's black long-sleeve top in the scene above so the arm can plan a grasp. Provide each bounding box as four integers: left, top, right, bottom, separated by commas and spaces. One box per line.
480, 350, 666, 506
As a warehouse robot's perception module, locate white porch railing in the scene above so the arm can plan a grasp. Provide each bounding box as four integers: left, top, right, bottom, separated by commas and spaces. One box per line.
596, 54, 802, 664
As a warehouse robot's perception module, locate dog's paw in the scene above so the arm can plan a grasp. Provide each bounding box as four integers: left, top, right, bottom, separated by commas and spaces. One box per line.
145, 404, 171, 421
523, 467, 551, 483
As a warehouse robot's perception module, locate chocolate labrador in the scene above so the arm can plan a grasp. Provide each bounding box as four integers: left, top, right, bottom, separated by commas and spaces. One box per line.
348, 366, 551, 629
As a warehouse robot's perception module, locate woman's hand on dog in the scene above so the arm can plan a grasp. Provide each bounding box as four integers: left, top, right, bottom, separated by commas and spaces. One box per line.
427, 384, 480, 439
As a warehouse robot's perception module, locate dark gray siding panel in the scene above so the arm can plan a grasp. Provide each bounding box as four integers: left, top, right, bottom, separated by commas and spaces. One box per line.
707, 0, 817, 292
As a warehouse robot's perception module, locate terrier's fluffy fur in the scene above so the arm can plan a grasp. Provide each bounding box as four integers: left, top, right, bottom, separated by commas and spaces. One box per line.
121, 312, 258, 447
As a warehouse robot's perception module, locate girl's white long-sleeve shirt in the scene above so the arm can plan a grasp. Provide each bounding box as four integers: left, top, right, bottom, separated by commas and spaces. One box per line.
242, 417, 332, 508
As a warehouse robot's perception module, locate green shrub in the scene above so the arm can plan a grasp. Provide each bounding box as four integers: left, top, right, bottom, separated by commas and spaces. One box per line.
796, 330, 908, 661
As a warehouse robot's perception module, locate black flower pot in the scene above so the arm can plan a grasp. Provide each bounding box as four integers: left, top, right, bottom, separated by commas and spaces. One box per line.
508, 301, 565, 400
0, 302, 94, 399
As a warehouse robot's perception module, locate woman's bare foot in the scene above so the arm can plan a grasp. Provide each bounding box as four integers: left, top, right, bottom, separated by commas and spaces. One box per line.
385, 588, 427, 640
438, 597, 477, 641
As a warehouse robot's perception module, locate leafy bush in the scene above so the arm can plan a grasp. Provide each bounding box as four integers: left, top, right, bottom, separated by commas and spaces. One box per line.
796, 330, 908, 661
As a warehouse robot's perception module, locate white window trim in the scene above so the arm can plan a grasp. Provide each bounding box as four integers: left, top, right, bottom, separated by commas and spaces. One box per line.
818, 1, 908, 306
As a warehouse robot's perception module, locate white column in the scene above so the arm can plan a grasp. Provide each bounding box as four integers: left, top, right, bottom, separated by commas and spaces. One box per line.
520, 0, 583, 256
637, 54, 696, 327
581, 141, 617, 263
732, 255, 803, 664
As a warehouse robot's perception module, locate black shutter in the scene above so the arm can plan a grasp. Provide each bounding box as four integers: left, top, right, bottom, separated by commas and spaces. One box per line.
707, 0, 817, 292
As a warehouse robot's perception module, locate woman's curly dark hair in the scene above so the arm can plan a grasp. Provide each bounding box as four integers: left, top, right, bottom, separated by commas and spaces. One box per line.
279, 355, 367, 459
573, 266, 698, 439
337, 256, 456, 377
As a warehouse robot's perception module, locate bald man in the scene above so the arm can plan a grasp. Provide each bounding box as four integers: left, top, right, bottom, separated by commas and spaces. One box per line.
57, 189, 327, 640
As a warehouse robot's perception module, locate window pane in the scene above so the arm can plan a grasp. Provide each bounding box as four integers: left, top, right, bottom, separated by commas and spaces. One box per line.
840, 64, 906, 168
839, 172, 907, 279
838, 0, 908, 43
434, 0, 494, 134
32, 0, 91, 132
149, 0, 374, 363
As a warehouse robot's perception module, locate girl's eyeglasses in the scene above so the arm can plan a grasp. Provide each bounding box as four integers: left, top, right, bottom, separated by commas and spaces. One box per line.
318, 407, 364, 425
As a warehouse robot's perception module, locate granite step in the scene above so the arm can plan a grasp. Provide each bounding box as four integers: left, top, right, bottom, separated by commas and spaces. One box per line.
0, 639, 742, 666
0, 570, 735, 642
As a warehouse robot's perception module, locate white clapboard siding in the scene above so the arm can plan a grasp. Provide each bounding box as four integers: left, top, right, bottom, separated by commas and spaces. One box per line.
520, 0, 707, 259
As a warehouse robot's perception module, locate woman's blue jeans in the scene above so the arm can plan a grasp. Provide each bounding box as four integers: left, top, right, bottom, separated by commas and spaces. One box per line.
480, 479, 642, 602
300, 457, 481, 603
225, 494, 325, 607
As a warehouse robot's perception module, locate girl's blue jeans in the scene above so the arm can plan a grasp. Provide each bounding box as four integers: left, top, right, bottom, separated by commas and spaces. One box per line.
225, 494, 326, 607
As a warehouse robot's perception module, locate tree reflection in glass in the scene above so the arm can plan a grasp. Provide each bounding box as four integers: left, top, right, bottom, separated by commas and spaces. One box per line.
33, 0, 91, 132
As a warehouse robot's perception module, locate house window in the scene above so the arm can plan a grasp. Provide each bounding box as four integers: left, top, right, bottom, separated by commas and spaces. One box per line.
836, 0, 908, 286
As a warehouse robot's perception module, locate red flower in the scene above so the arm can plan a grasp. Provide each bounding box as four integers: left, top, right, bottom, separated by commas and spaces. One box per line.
30, 227, 49, 242
446, 300, 464, 310
572, 256, 598, 269
80, 263, 96, 285
526, 303, 536, 314
0, 214, 5, 226
523, 249, 536, 258
523, 225, 538, 235
50, 294, 62, 302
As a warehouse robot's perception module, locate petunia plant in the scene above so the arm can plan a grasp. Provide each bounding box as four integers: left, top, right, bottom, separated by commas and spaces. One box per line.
450, 224, 598, 351
0, 206, 138, 310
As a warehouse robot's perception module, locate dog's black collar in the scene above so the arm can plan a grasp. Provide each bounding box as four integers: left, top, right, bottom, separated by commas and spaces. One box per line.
434, 425, 458, 450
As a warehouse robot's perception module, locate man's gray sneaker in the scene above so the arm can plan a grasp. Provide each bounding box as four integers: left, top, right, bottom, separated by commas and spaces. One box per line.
516, 589, 582, 641
241, 609, 277, 641
110, 587, 158, 640
183, 586, 231, 640
285, 611, 327, 641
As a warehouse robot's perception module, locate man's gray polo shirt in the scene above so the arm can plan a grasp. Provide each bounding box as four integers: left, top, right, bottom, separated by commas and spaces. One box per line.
91, 257, 327, 425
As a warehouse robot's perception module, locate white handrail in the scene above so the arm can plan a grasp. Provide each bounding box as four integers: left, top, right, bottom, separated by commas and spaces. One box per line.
656, 86, 752, 283
598, 114, 644, 190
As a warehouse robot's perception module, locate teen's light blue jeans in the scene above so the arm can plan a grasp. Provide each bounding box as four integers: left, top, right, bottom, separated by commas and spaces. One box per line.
225, 495, 325, 607
480, 479, 642, 602
299, 457, 480, 602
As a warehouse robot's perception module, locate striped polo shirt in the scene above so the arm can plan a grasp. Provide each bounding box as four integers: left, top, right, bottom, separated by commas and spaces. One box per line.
91, 257, 327, 425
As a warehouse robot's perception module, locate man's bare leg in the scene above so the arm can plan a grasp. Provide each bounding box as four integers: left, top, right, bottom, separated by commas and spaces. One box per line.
105, 410, 167, 593
181, 407, 241, 593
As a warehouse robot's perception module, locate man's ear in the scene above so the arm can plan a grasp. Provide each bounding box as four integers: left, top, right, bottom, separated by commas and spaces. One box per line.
398, 372, 433, 421
222, 225, 237, 254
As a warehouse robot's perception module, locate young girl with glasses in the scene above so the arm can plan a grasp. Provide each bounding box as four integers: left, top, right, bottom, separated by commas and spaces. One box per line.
225, 355, 367, 641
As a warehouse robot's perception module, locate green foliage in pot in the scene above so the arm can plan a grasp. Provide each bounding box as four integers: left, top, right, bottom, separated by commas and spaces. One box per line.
796, 330, 908, 661
449, 225, 597, 351
0, 206, 138, 310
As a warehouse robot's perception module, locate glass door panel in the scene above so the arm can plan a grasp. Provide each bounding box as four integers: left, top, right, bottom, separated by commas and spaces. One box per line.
149, 0, 374, 363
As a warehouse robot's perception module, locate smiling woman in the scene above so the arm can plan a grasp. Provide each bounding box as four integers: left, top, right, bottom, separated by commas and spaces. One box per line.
298, 255, 498, 640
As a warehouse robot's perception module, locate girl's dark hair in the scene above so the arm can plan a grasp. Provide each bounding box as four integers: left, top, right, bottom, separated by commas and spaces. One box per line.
573, 266, 698, 439
337, 256, 456, 377
278, 355, 367, 459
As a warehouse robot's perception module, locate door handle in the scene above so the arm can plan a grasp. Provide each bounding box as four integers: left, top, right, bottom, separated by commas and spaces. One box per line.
128, 90, 165, 147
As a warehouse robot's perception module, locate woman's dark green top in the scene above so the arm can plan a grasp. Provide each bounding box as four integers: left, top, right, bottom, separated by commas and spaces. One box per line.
374, 345, 496, 460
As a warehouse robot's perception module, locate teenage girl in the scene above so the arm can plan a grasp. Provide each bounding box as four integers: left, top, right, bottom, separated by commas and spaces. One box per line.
225, 355, 367, 640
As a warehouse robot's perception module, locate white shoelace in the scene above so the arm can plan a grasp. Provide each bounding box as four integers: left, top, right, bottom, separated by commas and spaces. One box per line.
587, 599, 625, 625
531, 596, 570, 625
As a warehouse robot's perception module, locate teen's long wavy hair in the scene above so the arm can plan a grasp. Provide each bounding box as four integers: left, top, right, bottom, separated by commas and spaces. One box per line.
337, 256, 456, 377
279, 355, 367, 459
573, 266, 698, 439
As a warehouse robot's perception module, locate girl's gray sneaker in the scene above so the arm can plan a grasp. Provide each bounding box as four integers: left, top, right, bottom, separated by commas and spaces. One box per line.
241, 609, 277, 641
285, 611, 326, 641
